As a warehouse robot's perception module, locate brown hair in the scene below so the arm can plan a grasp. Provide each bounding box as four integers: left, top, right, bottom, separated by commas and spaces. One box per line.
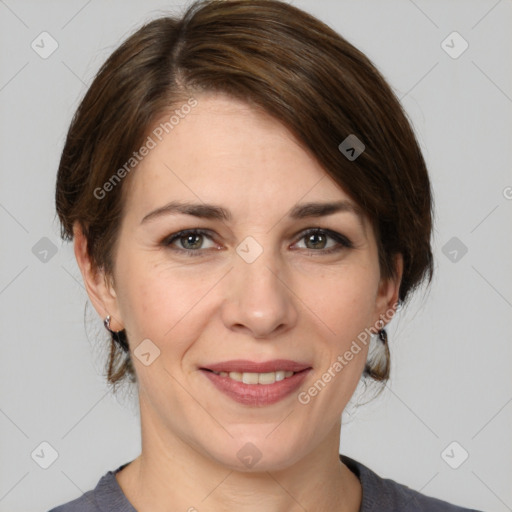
55, 0, 433, 392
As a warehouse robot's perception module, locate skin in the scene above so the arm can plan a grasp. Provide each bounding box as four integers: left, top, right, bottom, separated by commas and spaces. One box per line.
74, 92, 403, 512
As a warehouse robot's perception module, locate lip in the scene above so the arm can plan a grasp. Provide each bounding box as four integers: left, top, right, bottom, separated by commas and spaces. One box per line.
200, 368, 312, 406
200, 359, 312, 373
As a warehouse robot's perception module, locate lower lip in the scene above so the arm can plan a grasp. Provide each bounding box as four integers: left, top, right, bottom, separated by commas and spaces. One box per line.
200, 369, 312, 406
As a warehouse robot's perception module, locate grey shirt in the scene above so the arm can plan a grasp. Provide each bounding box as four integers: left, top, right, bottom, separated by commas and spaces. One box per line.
47, 454, 483, 512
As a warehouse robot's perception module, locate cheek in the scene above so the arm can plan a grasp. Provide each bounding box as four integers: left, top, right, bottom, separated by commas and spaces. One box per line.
117, 257, 217, 350
301, 264, 379, 336
116, 246, 380, 363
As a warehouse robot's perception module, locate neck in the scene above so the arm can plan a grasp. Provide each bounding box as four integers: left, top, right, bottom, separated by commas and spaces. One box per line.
116, 399, 361, 512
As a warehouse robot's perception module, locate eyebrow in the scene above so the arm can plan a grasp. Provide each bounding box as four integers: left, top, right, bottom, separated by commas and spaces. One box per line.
140, 200, 364, 225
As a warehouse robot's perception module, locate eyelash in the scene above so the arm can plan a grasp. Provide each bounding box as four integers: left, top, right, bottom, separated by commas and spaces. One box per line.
162, 228, 354, 257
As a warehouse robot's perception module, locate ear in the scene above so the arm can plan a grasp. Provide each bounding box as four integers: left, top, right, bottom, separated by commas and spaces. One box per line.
72, 222, 124, 331
373, 253, 403, 330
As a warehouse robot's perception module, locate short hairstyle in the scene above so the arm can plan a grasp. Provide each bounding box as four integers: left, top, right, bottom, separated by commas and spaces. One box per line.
55, 0, 433, 391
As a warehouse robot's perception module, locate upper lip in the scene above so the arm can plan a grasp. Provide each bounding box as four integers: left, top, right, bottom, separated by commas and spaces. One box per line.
201, 359, 312, 373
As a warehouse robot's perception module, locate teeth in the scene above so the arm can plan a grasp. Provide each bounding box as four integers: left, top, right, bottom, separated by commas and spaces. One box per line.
212, 370, 295, 384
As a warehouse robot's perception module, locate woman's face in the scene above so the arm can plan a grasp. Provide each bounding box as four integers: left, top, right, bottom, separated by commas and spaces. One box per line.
84, 92, 401, 471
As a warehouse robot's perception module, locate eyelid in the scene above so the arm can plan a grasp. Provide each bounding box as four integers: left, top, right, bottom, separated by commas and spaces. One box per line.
163, 228, 219, 251
287, 228, 354, 258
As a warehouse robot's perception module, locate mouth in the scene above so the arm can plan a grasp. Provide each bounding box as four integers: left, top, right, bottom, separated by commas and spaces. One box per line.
199, 364, 313, 406
199, 359, 312, 387
200, 367, 309, 385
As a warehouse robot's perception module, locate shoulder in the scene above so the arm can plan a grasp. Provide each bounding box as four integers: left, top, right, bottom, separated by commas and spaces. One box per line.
340, 454, 483, 512
47, 462, 135, 512
47, 489, 99, 512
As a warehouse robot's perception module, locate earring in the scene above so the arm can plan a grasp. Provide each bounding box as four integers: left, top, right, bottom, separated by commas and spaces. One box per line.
104, 314, 120, 333
378, 327, 388, 344
104, 315, 130, 353
375, 318, 387, 344
363, 322, 390, 381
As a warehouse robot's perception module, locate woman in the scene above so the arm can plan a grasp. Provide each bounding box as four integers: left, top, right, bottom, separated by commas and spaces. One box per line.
50, 0, 482, 510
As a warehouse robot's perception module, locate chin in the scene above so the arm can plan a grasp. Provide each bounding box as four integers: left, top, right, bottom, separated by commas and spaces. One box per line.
205, 435, 305, 473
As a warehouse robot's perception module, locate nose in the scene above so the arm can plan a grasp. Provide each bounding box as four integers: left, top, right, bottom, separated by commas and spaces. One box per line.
220, 248, 299, 340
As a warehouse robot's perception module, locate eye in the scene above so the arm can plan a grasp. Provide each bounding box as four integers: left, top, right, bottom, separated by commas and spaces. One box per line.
293, 228, 353, 254
163, 229, 218, 254
162, 227, 353, 257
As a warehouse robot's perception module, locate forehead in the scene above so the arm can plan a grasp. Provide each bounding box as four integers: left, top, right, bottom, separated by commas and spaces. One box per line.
122, 93, 358, 222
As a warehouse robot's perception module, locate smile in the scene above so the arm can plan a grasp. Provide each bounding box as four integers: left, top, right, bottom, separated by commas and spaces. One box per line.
208, 369, 296, 385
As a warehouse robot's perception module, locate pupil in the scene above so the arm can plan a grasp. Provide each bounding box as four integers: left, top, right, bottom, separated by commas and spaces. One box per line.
307, 233, 325, 249
184, 234, 202, 249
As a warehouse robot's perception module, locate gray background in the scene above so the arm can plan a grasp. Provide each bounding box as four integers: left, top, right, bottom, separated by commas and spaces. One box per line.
0, 1, 511, 511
